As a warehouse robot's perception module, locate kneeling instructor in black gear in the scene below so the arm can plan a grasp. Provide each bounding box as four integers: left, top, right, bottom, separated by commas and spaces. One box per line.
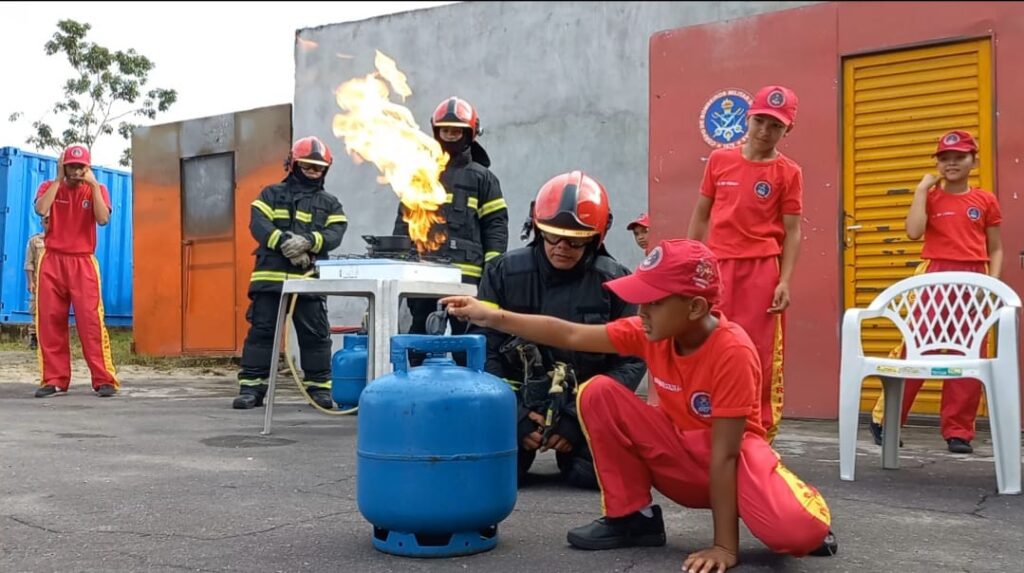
233, 136, 349, 411
470, 170, 647, 489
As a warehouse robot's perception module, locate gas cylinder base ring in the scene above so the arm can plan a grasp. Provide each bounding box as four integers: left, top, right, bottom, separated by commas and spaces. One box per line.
371, 524, 499, 557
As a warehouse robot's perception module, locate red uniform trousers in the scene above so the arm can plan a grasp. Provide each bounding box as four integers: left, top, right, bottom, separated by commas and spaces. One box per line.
871, 259, 987, 441
35, 251, 118, 391
578, 376, 831, 556
716, 257, 785, 441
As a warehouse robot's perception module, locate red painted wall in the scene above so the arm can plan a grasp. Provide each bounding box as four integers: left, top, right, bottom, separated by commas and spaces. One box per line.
650, 2, 1024, 419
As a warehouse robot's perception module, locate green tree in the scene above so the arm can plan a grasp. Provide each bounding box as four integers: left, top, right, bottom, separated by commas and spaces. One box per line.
7, 19, 177, 167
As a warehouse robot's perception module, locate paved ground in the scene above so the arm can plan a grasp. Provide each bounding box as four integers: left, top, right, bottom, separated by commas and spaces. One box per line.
1, 376, 1021, 573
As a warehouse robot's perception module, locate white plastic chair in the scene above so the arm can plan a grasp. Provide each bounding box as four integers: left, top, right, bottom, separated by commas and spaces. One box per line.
838, 271, 1022, 495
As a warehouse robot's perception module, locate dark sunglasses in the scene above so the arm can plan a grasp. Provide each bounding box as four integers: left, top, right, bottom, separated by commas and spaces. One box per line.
540, 231, 592, 249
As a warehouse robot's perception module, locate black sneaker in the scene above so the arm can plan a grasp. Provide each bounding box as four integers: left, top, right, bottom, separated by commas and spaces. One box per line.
947, 438, 973, 454
34, 385, 58, 398
28, 334, 38, 350
810, 530, 838, 557
567, 505, 666, 550
869, 421, 883, 446
96, 384, 117, 397
869, 421, 902, 447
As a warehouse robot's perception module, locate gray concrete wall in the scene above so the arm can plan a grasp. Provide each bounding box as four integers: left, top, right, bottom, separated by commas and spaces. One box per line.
293, 0, 818, 331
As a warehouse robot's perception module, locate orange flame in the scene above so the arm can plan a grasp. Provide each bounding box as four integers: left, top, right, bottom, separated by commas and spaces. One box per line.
331, 50, 449, 253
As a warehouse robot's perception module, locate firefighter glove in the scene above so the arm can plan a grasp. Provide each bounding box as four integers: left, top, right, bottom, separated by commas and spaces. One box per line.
289, 252, 312, 269
281, 234, 312, 258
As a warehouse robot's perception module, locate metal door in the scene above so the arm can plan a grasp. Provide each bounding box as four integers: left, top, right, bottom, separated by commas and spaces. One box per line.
181, 152, 236, 352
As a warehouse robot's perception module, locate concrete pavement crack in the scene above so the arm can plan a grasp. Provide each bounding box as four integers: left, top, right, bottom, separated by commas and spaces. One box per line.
310, 475, 355, 488
112, 548, 220, 573
971, 492, 992, 519
512, 508, 596, 517
836, 496, 985, 519
7, 515, 62, 534
5, 510, 360, 541
293, 487, 354, 501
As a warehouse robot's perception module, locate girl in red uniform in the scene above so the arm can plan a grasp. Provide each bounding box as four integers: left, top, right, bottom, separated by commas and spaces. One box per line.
442, 239, 836, 572
870, 130, 1003, 454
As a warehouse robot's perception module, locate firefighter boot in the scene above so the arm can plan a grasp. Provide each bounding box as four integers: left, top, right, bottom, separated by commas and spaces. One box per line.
307, 387, 334, 410
232, 384, 267, 409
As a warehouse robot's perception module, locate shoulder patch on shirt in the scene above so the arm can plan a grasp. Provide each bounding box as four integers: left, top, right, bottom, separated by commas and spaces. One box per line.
966, 206, 982, 221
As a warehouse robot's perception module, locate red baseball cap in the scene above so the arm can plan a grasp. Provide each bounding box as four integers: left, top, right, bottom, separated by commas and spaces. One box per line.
62, 145, 91, 166
604, 239, 721, 304
934, 130, 978, 155
626, 212, 649, 231
748, 85, 798, 127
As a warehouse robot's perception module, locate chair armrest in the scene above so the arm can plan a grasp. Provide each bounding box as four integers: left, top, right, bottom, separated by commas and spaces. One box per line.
995, 305, 1020, 362
841, 307, 881, 360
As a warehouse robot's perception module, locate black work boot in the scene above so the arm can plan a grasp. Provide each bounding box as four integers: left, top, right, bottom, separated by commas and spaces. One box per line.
567, 505, 666, 550
232, 385, 266, 409
307, 388, 334, 410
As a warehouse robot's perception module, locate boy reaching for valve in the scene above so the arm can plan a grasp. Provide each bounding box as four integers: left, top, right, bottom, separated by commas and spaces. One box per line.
441, 239, 837, 572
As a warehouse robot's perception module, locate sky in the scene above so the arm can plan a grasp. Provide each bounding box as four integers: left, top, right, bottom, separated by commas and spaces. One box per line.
0, 1, 455, 169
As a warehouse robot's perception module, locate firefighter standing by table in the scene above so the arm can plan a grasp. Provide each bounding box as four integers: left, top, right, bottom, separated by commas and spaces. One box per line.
393, 97, 508, 361
232, 136, 349, 410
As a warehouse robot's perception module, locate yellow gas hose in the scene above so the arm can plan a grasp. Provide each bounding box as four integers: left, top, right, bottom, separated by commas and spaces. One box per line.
282, 270, 359, 416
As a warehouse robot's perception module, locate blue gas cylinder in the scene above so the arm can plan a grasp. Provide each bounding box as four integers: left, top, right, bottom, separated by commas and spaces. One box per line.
331, 334, 368, 409
357, 334, 517, 557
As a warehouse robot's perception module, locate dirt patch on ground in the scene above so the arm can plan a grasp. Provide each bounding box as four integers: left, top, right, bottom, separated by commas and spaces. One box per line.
0, 350, 236, 385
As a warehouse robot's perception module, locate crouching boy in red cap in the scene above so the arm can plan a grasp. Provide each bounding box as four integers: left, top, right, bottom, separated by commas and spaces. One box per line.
441, 239, 836, 572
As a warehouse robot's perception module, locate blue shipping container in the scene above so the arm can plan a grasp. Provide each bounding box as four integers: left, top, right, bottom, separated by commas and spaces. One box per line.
0, 146, 133, 327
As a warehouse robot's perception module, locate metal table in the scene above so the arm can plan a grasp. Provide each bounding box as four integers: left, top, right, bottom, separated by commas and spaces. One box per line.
261, 278, 476, 435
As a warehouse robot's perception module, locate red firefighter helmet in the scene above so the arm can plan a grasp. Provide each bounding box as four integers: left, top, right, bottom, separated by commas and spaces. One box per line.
431, 97, 480, 140
288, 136, 333, 170
532, 170, 612, 243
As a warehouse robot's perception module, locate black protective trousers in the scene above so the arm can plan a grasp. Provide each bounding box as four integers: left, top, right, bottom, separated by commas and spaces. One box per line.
239, 292, 332, 383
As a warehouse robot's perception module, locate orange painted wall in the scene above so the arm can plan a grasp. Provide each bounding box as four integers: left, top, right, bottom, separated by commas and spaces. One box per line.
132, 123, 183, 356
133, 105, 292, 357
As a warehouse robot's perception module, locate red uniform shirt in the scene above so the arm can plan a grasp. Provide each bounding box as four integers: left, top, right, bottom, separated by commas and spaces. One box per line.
920, 187, 1001, 262
35, 180, 112, 255
605, 314, 765, 437
699, 147, 803, 260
